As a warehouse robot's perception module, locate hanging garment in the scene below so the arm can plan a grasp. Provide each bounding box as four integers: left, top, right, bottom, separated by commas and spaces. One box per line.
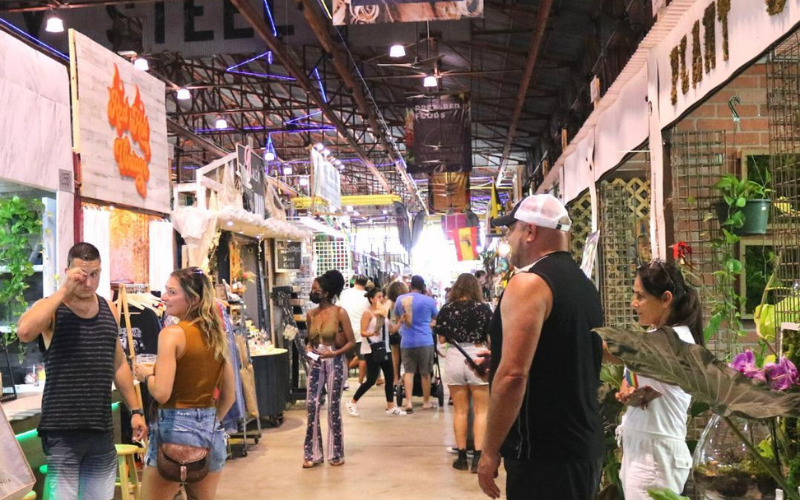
219, 303, 246, 430
82, 208, 111, 299
149, 220, 174, 294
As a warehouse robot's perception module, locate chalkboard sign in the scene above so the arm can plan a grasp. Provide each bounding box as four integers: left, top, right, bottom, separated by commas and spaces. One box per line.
274, 240, 302, 272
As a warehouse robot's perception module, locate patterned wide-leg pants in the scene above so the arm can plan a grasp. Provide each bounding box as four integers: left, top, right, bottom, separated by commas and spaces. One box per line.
304, 352, 345, 462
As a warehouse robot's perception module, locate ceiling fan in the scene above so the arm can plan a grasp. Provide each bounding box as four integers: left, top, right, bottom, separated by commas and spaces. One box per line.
376, 54, 443, 73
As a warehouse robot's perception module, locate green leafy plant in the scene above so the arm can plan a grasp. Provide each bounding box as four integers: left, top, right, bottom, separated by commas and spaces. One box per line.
598, 325, 800, 499
647, 489, 690, 500
705, 171, 772, 345
0, 195, 43, 348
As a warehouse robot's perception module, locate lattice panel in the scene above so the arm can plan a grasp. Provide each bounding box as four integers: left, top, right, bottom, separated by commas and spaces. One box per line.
312, 239, 354, 287
768, 32, 800, 328
669, 129, 729, 354
599, 177, 651, 329
568, 191, 593, 262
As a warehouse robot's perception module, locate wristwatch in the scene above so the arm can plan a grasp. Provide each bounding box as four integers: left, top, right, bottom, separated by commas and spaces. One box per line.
131, 408, 144, 417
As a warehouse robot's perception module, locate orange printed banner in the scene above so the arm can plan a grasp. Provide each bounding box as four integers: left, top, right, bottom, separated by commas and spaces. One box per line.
455, 227, 478, 261
108, 64, 151, 198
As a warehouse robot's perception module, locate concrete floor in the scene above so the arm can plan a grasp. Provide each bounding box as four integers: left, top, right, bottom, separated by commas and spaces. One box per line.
216, 381, 505, 500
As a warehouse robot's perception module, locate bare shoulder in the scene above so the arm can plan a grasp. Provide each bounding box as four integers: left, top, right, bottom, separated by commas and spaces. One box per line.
161, 324, 184, 338
506, 272, 548, 296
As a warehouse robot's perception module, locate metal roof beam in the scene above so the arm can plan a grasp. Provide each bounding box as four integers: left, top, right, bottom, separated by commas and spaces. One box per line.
497, 0, 552, 186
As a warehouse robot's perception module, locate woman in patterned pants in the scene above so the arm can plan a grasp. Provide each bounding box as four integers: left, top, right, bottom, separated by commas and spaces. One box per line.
303, 270, 356, 468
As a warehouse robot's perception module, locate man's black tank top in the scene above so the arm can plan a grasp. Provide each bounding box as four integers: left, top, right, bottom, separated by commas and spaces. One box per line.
39, 295, 118, 433
490, 251, 605, 462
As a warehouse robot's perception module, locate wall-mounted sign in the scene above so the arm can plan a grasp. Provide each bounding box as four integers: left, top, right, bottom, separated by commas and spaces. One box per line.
274, 240, 302, 272
69, 30, 169, 213
237, 144, 266, 217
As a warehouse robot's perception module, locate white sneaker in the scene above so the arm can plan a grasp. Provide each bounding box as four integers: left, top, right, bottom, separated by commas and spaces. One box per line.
346, 401, 359, 417
386, 407, 407, 416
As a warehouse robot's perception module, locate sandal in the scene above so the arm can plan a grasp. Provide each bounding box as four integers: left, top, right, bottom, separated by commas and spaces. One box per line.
404, 407, 414, 414
302, 460, 322, 469
330, 458, 345, 466
422, 402, 438, 410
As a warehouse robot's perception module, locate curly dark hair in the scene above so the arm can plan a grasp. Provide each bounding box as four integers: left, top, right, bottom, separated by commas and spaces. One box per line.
315, 270, 345, 301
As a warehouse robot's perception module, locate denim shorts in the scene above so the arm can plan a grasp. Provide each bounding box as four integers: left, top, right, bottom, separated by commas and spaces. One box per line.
145, 408, 227, 473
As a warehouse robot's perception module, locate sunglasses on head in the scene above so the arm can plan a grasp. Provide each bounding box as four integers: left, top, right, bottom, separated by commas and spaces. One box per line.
636, 259, 676, 292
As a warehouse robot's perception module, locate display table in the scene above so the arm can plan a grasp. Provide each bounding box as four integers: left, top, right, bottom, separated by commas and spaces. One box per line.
251, 348, 289, 426
5, 385, 123, 499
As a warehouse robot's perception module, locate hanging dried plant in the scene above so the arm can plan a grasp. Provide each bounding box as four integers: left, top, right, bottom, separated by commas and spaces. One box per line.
718, 0, 730, 61
703, 2, 716, 73
680, 36, 689, 95
692, 21, 702, 88
671, 46, 680, 105
766, 0, 787, 15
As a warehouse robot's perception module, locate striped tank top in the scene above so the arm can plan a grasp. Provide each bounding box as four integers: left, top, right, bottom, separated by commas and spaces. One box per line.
39, 295, 118, 433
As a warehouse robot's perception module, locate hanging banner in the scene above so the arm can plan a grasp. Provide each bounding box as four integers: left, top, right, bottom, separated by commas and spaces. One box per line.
429, 172, 470, 213
455, 227, 479, 261
69, 30, 169, 213
405, 93, 472, 175
236, 144, 266, 217
333, 0, 483, 25
310, 148, 341, 210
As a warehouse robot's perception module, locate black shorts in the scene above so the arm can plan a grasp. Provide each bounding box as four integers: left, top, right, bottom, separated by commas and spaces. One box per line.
389, 333, 401, 346
504, 457, 603, 500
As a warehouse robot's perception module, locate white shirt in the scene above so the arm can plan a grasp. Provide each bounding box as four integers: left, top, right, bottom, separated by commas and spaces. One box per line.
338, 287, 370, 343
620, 325, 694, 440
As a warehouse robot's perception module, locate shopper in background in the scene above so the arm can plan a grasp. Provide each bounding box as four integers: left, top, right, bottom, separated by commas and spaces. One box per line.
303, 270, 356, 468
346, 288, 406, 416
134, 267, 236, 500
614, 261, 703, 499
339, 275, 370, 385
385, 281, 409, 387
17, 242, 147, 500
436, 273, 492, 473
480, 195, 605, 500
394, 275, 439, 413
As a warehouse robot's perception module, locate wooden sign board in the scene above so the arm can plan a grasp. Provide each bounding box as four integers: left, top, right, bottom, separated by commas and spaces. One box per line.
274, 240, 302, 272
69, 30, 170, 214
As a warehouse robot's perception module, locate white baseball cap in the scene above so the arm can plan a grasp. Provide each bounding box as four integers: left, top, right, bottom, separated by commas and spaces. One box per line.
490, 194, 571, 232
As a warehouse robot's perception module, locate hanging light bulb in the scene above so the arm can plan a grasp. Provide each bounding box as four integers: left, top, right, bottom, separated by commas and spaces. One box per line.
299, 177, 309, 186
176, 88, 191, 100
133, 57, 149, 71
346, 205, 354, 212
314, 143, 325, 151
45, 15, 64, 33
423, 75, 437, 88
283, 166, 293, 176
265, 151, 275, 161
215, 117, 228, 129
389, 44, 405, 58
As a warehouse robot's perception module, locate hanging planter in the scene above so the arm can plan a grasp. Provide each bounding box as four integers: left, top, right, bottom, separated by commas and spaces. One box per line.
714, 199, 771, 235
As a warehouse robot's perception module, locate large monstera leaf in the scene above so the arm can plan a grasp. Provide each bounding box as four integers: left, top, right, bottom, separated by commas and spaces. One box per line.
596, 326, 800, 419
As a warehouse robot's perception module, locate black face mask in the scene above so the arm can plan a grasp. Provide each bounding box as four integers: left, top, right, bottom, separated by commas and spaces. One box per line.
309, 292, 322, 304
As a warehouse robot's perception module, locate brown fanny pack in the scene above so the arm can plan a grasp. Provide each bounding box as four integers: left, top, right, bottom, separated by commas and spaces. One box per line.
156, 417, 211, 483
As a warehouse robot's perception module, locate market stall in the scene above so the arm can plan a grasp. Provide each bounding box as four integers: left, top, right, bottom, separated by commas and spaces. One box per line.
0, 24, 73, 403
172, 144, 310, 430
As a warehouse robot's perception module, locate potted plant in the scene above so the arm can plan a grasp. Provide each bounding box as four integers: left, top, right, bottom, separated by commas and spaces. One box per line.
714, 171, 771, 236
0, 195, 43, 400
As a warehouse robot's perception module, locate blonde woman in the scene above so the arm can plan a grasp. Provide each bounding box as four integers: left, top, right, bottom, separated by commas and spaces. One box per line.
135, 267, 236, 500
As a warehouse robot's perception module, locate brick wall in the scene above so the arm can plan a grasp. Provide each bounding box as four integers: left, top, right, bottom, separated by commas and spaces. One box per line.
675, 63, 770, 158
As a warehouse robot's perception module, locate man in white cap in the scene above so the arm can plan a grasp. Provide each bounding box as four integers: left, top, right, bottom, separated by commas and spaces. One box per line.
477, 195, 605, 500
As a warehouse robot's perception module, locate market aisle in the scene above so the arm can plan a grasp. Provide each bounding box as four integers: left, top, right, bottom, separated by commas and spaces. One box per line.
216, 381, 503, 500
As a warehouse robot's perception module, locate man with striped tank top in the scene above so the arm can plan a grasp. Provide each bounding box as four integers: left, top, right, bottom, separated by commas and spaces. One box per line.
17, 243, 147, 500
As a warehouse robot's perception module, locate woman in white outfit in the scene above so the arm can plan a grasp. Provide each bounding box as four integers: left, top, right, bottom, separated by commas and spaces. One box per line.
615, 260, 704, 500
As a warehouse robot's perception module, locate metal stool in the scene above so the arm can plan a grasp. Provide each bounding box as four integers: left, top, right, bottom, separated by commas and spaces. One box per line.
38, 465, 50, 500
115, 444, 142, 500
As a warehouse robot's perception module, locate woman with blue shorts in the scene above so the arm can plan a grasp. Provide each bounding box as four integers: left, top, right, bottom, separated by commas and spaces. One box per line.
135, 267, 236, 500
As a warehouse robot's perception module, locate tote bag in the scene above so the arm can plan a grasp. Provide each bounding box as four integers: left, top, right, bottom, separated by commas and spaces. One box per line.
0, 405, 35, 500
